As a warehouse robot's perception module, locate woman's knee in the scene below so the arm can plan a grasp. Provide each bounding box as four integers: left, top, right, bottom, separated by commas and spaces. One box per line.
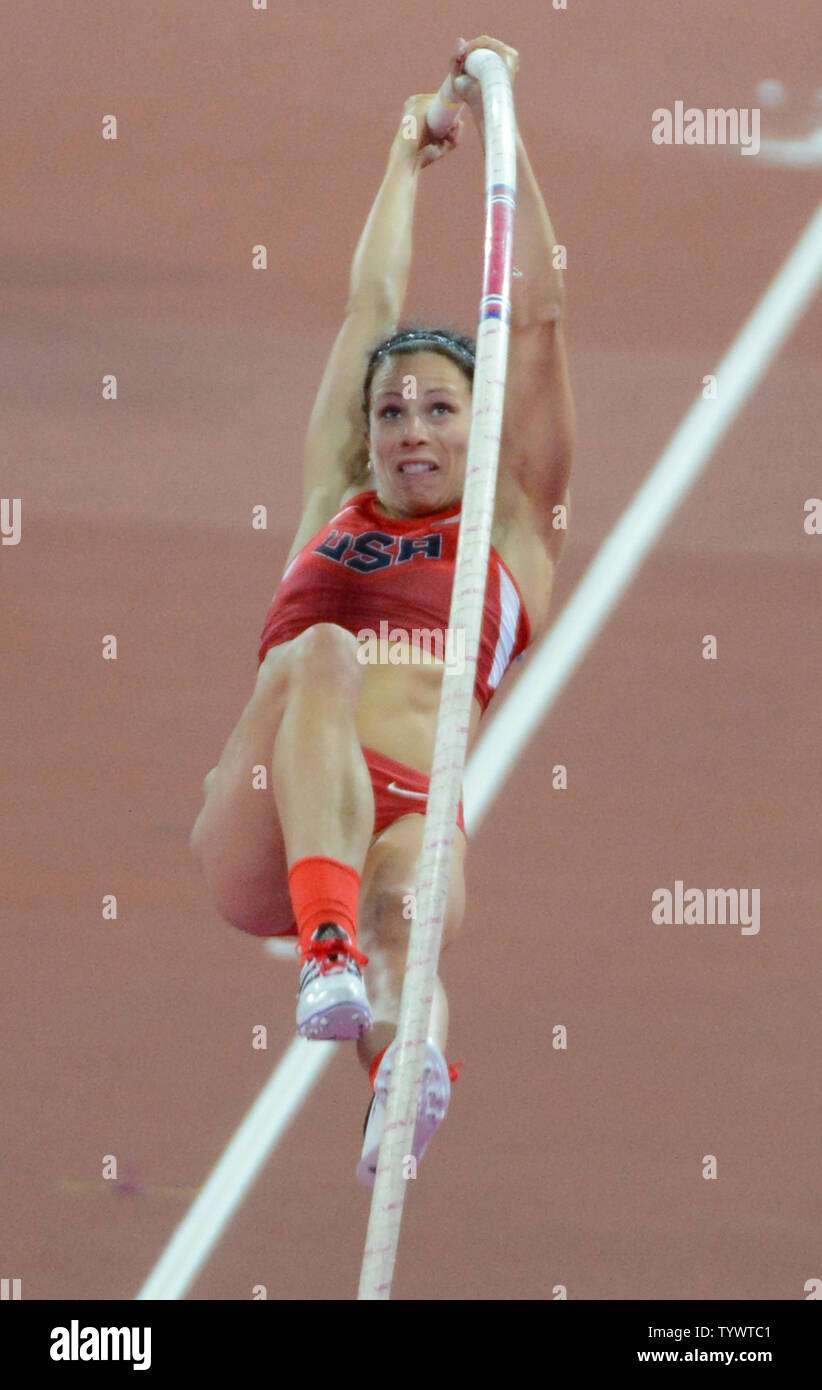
277, 624, 364, 696
189, 790, 289, 920
359, 881, 414, 952
202, 859, 292, 937
359, 821, 466, 950
360, 872, 464, 957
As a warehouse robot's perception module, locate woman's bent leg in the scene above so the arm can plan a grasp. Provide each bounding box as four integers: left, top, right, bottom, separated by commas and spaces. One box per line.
353, 812, 467, 1185
271, 624, 374, 871
354, 812, 467, 1075
190, 624, 375, 937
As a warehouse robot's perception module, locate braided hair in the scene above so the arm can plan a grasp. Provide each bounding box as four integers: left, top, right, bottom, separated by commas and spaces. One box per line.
361, 322, 476, 429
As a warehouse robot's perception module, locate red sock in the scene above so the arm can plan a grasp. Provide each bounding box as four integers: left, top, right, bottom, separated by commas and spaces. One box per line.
287, 855, 361, 958
368, 1046, 388, 1090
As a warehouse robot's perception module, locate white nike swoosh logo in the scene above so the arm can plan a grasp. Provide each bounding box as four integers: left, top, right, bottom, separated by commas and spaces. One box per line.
386, 781, 428, 799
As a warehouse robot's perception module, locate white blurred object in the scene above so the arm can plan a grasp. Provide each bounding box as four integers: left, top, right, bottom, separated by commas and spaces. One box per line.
264, 936, 298, 960
759, 128, 822, 167
752, 77, 822, 167
756, 78, 788, 108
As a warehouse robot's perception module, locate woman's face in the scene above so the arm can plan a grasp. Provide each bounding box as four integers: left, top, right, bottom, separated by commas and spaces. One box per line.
367, 351, 472, 517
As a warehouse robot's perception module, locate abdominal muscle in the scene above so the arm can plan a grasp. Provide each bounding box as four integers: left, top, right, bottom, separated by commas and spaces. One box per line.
354, 637, 483, 776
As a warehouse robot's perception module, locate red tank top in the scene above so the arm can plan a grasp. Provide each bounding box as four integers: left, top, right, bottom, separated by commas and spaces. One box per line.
257, 489, 532, 715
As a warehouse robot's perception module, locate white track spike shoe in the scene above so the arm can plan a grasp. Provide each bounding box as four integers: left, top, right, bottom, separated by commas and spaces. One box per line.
356, 1038, 455, 1186
296, 923, 372, 1041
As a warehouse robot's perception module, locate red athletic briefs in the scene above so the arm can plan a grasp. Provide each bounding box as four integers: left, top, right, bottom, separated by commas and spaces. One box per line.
277, 744, 466, 938
363, 744, 467, 839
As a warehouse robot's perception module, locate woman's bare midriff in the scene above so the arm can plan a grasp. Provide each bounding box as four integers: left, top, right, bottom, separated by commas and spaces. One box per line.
266, 482, 555, 780
353, 637, 483, 774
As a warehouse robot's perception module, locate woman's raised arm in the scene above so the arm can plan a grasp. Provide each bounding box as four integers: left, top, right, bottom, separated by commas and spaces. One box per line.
455, 34, 574, 534
299, 96, 464, 513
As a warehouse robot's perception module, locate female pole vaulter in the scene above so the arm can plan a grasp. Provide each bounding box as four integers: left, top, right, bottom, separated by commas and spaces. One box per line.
190, 35, 575, 1183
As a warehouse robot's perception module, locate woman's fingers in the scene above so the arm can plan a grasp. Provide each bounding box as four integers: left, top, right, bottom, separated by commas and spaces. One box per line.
451, 36, 469, 73
452, 72, 479, 104
460, 34, 519, 83
418, 115, 465, 168
400, 93, 465, 167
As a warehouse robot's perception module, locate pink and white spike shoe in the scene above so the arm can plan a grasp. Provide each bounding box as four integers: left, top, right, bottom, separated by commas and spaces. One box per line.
296, 924, 372, 1041
356, 1038, 457, 1186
